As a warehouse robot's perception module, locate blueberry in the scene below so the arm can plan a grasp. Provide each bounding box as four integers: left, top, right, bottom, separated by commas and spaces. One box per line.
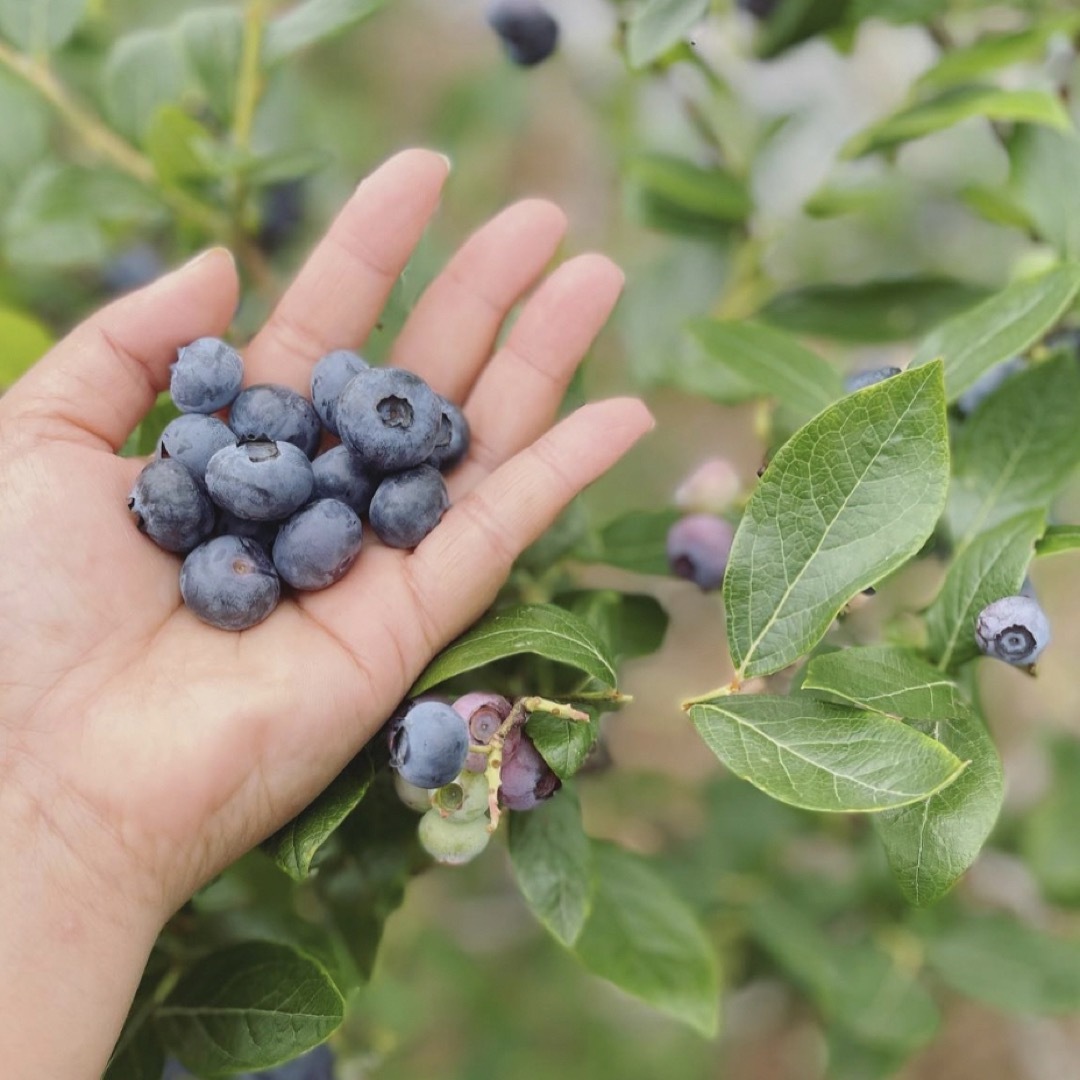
336, 367, 443, 472
452, 692, 512, 772
180, 536, 281, 631
666, 514, 735, 592
128, 458, 216, 554
272, 499, 363, 591
975, 595, 1051, 667
311, 445, 379, 516
498, 725, 560, 811
418, 809, 492, 865
256, 179, 306, 256
955, 356, 1025, 417
215, 509, 280, 551
844, 366, 902, 393
157, 414, 236, 482
206, 438, 314, 522
387, 700, 470, 789
310, 349, 369, 437
394, 772, 435, 813
674, 457, 741, 515
369, 464, 449, 549
171, 337, 244, 414
101, 243, 163, 295
431, 769, 490, 824
229, 384, 322, 459
485, 1, 559, 66
427, 398, 471, 472
258, 1045, 335, 1080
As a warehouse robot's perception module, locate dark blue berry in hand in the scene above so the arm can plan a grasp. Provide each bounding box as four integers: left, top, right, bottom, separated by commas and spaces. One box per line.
844, 366, 902, 393
311, 349, 369, 437
229, 384, 322, 459
369, 464, 449, 549
180, 536, 281, 631
206, 438, 314, 522
128, 458, 215, 554
170, 337, 244, 414
337, 367, 443, 473
666, 514, 735, 592
214, 509, 280, 552
975, 595, 1051, 667
273, 498, 363, 591
311, 444, 378, 516
486, 1, 559, 66
499, 725, 560, 811
157, 414, 235, 482
428, 398, 471, 472
388, 700, 471, 789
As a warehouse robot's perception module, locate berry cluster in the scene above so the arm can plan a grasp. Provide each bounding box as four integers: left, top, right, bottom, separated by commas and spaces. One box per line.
389, 692, 562, 866
128, 338, 469, 631
666, 457, 740, 592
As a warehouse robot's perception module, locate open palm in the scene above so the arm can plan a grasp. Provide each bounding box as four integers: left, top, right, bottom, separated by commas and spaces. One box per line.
0, 149, 651, 930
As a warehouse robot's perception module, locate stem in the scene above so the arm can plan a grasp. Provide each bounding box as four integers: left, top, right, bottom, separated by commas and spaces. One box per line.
232, 0, 268, 152
681, 678, 741, 709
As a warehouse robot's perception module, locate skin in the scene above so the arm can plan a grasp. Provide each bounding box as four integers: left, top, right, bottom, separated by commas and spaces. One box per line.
0, 148, 652, 1076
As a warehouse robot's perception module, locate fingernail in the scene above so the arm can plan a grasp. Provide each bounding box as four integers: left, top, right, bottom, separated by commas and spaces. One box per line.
180, 246, 234, 272
436, 152, 453, 171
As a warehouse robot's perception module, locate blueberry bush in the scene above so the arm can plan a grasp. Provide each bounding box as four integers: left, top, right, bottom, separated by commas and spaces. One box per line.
6, 1, 1080, 1077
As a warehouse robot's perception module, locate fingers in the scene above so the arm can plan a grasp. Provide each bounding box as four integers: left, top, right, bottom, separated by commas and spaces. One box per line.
243, 149, 450, 392
390, 199, 567, 401
3, 248, 238, 451
456, 254, 625, 483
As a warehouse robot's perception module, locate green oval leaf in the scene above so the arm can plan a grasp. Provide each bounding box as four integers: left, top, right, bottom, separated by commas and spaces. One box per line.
508, 788, 594, 948
0, 0, 87, 51
688, 694, 966, 813
179, 6, 243, 124
264, 0, 388, 64
1037, 524, 1080, 557
576, 509, 681, 576
911, 263, 1080, 403
1010, 127, 1080, 258
573, 843, 719, 1037
724, 362, 949, 679
103, 29, 191, 143
625, 0, 709, 69
842, 86, 1071, 160
627, 154, 751, 227
411, 604, 617, 695
156, 942, 344, 1075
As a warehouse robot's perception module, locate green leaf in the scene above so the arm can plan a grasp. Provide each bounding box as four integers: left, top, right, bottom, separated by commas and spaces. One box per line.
179, 6, 243, 124
561, 590, 669, 663
664, 321, 760, 404
1022, 737, 1080, 905
957, 183, 1035, 231
759, 278, 989, 343
1010, 126, 1080, 258
910, 264, 1080, 403
724, 363, 949, 678
145, 106, 219, 186
262, 751, 376, 881
508, 788, 594, 947
925, 511, 1045, 670
682, 319, 841, 416
946, 353, 1080, 546
802, 647, 1003, 904
626, 154, 751, 228
915, 18, 1080, 95
573, 842, 719, 1037
576, 509, 681, 576
1036, 524, 1080, 558
413, 604, 617, 695
928, 915, 1080, 1014
0, 0, 87, 51
842, 86, 1070, 160
104, 29, 191, 144
526, 707, 600, 780
264, 0, 388, 64
104, 1021, 164, 1080
0, 306, 52, 387
156, 942, 344, 1075
688, 695, 966, 813
754, 0, 852, 61
0, 69, 49, 187
625, 0, 709, 69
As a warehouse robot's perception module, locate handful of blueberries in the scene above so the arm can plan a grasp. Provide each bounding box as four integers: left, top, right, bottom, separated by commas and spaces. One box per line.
128, 337, 469, 630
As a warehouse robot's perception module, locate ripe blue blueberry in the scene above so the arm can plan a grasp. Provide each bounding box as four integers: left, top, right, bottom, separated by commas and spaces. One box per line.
158, 414, 236, 482
180, 535, 281, 631
336, 367, 443, 473
214, 509, 280, 551
369, 464, 449, 549
419, 808, 492, 865
310, 349, 369, 437
844, 366, 902, 393
428, 398, 471, 472
229, 384, 322, 459
206, 438, 314, 522
955, 356, 1025, 417
170, 337, 244, 414
485, 1, 559, 66
388, 700, 470, 789
498, 725, 560, 811
272, 499, 363, 591
975, 595, 1051, 667
128, 458, 216, 554
256, 178, 306, 256
311, 444, 379, 516
101, 243, 163, 295
666, 514, 735, 592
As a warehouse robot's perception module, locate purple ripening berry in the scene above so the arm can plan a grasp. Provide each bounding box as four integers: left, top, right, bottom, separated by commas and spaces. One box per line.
666, 514, 735, 592
498, 725, 560, 811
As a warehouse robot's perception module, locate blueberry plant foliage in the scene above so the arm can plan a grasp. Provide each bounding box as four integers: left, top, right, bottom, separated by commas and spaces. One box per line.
6, 1, 1080, 1077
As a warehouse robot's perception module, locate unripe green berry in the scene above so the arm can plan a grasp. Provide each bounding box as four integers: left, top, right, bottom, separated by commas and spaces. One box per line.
432, 770, 490, 824
419, 809, 492, 865
394, 772, 434, 813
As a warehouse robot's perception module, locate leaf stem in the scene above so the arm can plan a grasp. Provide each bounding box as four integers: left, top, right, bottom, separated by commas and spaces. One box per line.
232, 0, 269, 152
681, 678, 740, 709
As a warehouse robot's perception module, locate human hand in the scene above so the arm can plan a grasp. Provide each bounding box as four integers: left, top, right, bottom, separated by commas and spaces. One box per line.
0, 149, 652, 1077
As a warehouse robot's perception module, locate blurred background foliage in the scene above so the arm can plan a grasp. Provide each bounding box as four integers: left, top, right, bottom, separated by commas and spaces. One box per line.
9, 1, 1080, 1078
